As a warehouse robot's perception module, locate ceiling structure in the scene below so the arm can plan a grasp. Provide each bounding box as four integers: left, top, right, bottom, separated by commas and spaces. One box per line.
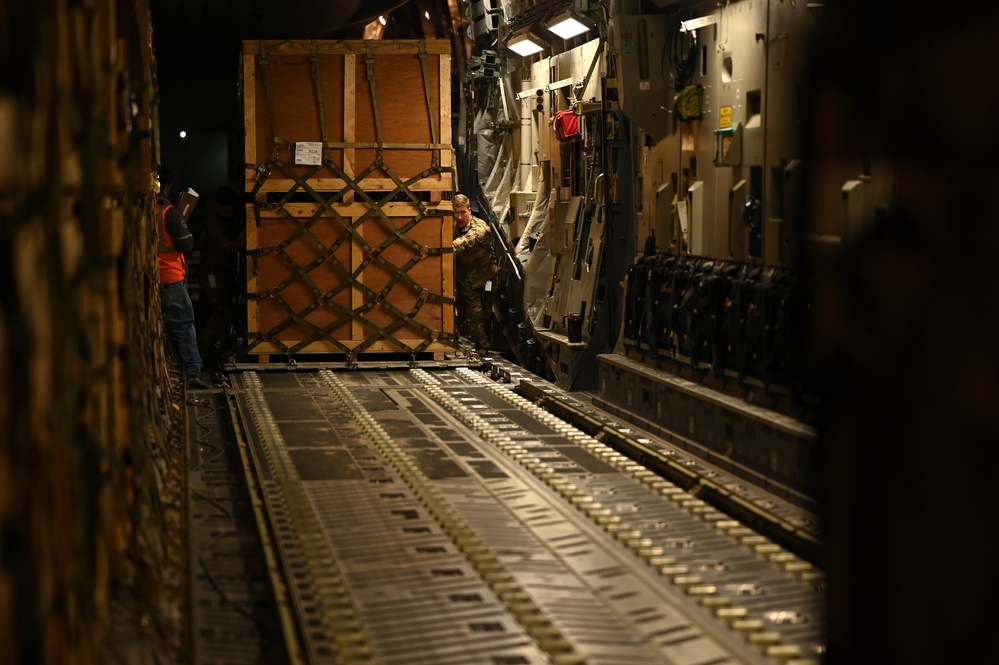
150, 0, 414, 65
150, 0, 415, 133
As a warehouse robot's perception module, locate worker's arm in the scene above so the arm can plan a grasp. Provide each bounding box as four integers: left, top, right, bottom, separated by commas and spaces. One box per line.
165, 208, 194, 254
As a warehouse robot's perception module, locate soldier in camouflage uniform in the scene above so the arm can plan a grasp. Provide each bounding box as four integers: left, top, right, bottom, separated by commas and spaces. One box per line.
453, 194, 498, 349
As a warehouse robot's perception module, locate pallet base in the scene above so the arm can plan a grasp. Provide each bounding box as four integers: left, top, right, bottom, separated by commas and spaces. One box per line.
231, 350, 469, 370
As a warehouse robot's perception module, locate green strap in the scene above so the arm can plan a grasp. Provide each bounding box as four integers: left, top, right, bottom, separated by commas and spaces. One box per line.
310, 40, 330, 149
364, 42, 384, 160
258, 41, 278, 158
417, 40, 440, 168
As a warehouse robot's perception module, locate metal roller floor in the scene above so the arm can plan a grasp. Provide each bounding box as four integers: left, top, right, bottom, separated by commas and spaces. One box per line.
191, 365, 824, 665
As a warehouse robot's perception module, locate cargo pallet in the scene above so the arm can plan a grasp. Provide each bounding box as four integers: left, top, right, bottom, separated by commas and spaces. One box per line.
241, 39, 456, 358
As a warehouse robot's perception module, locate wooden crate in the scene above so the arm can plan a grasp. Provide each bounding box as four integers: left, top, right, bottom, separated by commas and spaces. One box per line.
242, 40, 455, 357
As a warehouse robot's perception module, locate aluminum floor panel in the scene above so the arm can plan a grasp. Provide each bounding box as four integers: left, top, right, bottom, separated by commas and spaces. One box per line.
227, 367, 824, 665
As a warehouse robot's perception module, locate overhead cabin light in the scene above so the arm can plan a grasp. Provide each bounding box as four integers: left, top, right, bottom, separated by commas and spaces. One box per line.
546, 10, 595, 40
378, 15, 386, 25
506, 30, 547, 57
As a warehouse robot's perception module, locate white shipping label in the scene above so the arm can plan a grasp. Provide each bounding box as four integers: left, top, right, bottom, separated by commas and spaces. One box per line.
295, 141, 322, 166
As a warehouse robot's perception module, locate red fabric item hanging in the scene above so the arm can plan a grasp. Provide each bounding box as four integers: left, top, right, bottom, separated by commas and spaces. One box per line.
552, 109, 582, 142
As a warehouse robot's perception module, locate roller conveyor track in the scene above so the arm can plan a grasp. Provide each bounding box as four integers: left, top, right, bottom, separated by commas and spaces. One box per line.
218, 366, 824, 665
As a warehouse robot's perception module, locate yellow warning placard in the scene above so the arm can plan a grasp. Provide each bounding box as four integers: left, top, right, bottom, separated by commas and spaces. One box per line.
719, 105, 732, 129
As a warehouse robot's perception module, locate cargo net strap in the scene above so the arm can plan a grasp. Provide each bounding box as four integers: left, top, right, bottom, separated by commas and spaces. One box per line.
247, 40, 455, 356
246, 157, 455, 356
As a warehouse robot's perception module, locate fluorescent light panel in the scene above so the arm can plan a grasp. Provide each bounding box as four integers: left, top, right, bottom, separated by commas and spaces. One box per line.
507, 33, 545, 56
547, 12, 593, 39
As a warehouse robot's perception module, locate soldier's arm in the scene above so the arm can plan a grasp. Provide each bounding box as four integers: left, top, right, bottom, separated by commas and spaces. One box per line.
467, 221, 492, 248
454, 229, 482, 253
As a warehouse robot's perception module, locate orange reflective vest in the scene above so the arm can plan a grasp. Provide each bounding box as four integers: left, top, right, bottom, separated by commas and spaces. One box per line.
158, 203, 187, 284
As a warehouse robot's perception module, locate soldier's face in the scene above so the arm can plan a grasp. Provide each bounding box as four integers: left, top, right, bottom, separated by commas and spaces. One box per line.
455, 205, 471, 229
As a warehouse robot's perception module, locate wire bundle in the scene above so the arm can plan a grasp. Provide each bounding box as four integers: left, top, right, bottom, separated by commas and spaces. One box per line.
664, 15, 699, 91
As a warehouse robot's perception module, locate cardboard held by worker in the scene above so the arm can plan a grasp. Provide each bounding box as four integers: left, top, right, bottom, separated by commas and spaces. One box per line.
177, 187, 199, 220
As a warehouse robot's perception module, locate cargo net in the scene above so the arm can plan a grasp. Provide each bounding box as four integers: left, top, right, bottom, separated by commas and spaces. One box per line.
246, 164, 456, 356
245, 40, 456, 357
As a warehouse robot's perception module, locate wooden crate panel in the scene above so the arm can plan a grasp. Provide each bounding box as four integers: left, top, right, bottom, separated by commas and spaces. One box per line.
244, 39, 451, 192
246, 202, 455, 355
252, 215, 355, 341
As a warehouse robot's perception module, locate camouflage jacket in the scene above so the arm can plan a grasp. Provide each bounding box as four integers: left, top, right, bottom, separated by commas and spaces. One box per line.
454, 216, 498, 289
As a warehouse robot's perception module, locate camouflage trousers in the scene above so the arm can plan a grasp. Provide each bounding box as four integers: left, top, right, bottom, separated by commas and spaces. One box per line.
456, 277, 490, 348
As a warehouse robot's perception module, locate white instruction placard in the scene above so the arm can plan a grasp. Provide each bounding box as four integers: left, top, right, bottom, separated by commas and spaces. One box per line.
676, 199, 689, 241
